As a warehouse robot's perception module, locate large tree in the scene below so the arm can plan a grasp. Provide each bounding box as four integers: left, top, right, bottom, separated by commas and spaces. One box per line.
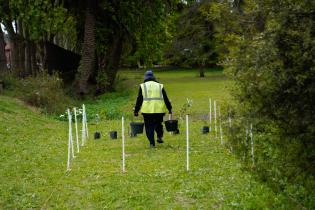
0, 25, 6, 71
164, 1, 219, 76
1, 0, 75, 76
75, 0, 97, 95
74, 0, 175, 94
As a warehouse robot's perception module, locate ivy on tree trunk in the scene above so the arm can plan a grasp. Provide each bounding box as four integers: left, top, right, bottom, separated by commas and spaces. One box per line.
76, 0, 96, 95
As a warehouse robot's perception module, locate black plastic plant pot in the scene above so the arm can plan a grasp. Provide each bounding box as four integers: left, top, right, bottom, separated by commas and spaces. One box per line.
109, 131, 117, 139
130, 132, 137, 138
94, 132, 101, 139
130, 122, 144, 135
202, 126, 209, 134
174, 128, 180, 134
165, 120, 178, 132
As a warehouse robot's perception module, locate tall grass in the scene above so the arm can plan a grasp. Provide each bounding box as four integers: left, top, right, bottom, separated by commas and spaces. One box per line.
1, 71, 74, 114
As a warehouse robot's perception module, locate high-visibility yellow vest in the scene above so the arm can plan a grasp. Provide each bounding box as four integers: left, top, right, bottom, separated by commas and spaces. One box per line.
140, 81, 167, 113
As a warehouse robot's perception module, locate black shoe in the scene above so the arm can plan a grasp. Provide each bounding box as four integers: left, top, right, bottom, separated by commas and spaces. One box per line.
150, 144, 155, 148
157, 138, 164, 143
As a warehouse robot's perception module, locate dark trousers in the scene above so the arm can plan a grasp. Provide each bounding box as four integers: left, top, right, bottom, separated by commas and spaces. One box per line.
143, 114, 164, 146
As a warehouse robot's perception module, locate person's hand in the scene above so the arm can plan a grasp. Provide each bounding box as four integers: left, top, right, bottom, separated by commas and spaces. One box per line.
134, 112, 139, 117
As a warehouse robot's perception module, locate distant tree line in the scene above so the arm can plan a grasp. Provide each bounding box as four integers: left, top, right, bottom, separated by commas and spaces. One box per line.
0, 0, 227, 93
0, 0, 185, 95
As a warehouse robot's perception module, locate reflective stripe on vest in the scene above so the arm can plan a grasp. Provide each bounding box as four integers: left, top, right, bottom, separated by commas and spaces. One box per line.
143, 82, 163, 101
140, 81, 167, 113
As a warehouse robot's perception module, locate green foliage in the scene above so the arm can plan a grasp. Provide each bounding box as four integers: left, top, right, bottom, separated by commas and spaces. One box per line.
2, 71, 73, 114
209, 0, 315, 207
5, 0, 76, 41
96, 0, 174, 68
20, 72, 72, 114
164, 2, 220, 68
179, 98, 193, 117
83, 92, 130, 121
0, 72, 19, 91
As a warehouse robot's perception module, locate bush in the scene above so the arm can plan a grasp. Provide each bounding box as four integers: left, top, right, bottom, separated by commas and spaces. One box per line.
0, 72, 19, 91
216, 0, 315, 208
19, 71, 72, 114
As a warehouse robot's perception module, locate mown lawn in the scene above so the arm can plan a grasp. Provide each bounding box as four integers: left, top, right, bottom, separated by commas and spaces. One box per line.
0, 69, 296, 209
117, 68, 232, 116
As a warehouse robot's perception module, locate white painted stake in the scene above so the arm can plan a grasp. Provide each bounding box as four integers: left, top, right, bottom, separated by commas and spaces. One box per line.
67, 137, 71, 171
81, 106, 86, 146
73, 108, 80, 153
122, 115, 126, 173
250, 123, 254, 165
68, 109, 75, 158
83, 104, 89, 138
244, 125, 249, 160
67, 109, 75, 170
186, 115, 189, 171
219, 105, 223, 145
67, 109, 71, 171
228, 108, 232, 128
209, 98, 212, 132
214, 100, 217, 138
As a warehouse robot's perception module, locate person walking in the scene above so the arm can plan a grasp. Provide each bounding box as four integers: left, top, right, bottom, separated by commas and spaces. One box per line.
134, 70, 172, 148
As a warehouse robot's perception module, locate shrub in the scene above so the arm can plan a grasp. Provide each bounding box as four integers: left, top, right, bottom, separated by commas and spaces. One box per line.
0, 72, 19, 91
19, 71, 72, 114
215, 0, 315, 208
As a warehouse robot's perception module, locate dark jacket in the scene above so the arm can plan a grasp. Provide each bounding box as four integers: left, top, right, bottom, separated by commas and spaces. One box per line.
134, 78, 172, 115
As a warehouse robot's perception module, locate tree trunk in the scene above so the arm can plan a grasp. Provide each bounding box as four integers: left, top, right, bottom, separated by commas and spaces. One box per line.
5, 20, 25, 77
30, 41, 38, 76
9, 38, 24, 76
16, 20, 25, 76
37, 40, 48, 71
24, 26, 32, 76
0, 27, 7, 71
75, 0, 96, 95
199, 68, 205, 77
104, 35, 123, 91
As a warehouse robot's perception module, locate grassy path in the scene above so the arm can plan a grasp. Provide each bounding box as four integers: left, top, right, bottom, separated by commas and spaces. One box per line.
0, 70, 292, 209
0, 96, 286, 209
41, 118, 287, 209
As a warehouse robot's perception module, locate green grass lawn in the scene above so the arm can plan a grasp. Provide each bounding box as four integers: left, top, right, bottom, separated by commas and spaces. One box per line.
93, 68, 233, 120
0, 69, 296, 209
